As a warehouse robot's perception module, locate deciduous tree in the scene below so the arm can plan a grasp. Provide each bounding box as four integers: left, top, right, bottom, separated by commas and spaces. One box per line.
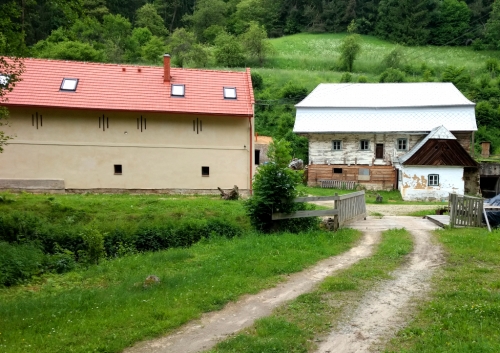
0, 55, 24, 152
240, 22, 273, 66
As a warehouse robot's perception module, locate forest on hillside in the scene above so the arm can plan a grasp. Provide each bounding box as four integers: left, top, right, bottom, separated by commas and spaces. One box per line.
2, 0, 500, 161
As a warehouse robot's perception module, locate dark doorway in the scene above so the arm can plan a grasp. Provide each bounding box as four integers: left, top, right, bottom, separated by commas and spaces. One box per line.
255, 150, 260, 165
376, 144, 384, 159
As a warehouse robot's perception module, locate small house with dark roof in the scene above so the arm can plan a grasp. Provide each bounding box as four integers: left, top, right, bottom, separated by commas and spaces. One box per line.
395, 126, 478, 201
0, 55, 255, 193
293, 83, 479, 198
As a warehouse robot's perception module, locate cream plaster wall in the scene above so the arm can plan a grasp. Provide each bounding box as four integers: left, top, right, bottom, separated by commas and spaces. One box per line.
0, 108, 253, 190
399, 166, 463, 201
307, 133, 425, 166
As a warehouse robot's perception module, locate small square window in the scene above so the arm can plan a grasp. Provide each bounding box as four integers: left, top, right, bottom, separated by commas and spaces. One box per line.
332, 140, 342, 150
333, 168, 343, 174
223, 87, 237, 99
360, 140, 370, 150
202, 166, 210, 176
114, 164, 122, 175
171, 84, 185, 97
428, 174, 439, 186
60, 78, 79, 91
397, 138, 408, 150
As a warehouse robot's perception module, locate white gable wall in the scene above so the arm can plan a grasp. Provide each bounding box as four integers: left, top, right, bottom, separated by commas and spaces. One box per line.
399, 166, 464, 201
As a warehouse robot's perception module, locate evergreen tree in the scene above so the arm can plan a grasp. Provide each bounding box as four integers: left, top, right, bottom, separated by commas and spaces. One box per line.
376, 0, 437, 45
431, 0, 470, 46
485, 0, 500, 49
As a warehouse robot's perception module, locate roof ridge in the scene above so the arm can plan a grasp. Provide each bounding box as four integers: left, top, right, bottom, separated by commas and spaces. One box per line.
23, 58, 250, 74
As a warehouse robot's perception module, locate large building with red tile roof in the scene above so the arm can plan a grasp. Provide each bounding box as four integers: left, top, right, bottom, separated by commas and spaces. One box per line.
0, 55, 255, 193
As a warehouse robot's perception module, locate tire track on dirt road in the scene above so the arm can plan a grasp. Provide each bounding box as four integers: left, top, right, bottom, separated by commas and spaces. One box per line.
316, 216, 443, 353
124, 231, 381, 353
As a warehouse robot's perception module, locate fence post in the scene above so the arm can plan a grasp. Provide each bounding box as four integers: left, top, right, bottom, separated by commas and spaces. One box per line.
449, 193, 456, 228
333, 193, 339, 231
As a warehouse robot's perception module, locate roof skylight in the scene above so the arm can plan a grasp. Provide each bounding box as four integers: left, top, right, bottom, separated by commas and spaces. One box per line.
60, 78, 79, 91
0, 74, 9, 87
171, 84, 185, 97
223, 87, 237, 99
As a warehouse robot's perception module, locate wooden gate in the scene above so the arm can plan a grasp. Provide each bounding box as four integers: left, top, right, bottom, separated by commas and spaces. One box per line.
449, 193, 483, 228
272, 191, 367, 229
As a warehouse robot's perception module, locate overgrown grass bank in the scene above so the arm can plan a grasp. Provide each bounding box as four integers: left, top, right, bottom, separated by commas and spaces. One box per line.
0, 193, 249, 285
385, 228, 500, 352
0, 228, 360, 353
209, 228, 413, 353
266, 33, 500, 75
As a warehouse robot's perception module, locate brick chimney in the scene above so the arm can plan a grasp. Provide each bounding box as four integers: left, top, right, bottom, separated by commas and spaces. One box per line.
163, 54, 171, 82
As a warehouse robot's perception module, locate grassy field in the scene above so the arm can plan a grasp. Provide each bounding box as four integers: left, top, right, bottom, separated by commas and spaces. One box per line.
264, 33, 500, 77
385, 227, 500, 352
209, 228, 413, 352
298, 186, 447, 205
0, 224, 360, 353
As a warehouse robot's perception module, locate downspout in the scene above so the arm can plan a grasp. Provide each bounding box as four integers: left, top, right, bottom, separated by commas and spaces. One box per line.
249, 116, 253, 194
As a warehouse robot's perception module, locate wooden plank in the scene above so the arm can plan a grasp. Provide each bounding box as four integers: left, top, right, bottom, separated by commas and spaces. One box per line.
272, 209, 339, 220
294, 195, 340, 202
338, 190, 365, 200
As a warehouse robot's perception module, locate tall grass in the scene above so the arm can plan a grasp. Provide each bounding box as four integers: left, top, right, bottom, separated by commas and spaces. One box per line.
0, 229, 360, 353
265, 33, 500, 76
385, 228, 500, 352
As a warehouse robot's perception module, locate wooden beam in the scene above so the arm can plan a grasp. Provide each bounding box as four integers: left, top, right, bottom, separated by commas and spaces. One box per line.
294, 195, 340, 202
272, 209, 339, 220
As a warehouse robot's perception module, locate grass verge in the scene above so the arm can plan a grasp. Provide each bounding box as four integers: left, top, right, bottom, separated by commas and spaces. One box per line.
0, 229, 359, 353
208, 228, 413, 353
384, 228, 500, 353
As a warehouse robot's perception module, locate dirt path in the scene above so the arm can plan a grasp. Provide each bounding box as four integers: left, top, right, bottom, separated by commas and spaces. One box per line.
124, 216, 441, 353
124, 232, 381, 353
316, 216, 443, 353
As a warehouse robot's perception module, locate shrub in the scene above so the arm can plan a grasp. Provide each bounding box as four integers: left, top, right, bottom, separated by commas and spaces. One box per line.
340, 72, 352, 83
381, 46, 405, 69
251, 72, 264, 90
245, 139, 317, 233
486, 58, 499, 78
79, 226, 106, 265
379, 68, 406, 83
357, 75, 368, 83
0, 242, 44, 286
43, 244, 77, 273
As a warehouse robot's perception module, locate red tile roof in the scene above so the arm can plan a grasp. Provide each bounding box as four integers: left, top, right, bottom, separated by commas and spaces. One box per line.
3, 58, 254, 117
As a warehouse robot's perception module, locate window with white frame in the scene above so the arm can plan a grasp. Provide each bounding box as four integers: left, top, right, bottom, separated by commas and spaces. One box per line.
332, 140, 342, 150
397, 138, 408, 150
428, 174, 439, 186
360, 140, 369, 150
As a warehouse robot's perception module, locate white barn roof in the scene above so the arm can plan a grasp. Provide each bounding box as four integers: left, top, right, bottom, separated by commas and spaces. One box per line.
294, 83, 477, 133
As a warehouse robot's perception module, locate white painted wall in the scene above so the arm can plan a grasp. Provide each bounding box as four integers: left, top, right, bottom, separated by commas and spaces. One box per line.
399, 166, 464, 201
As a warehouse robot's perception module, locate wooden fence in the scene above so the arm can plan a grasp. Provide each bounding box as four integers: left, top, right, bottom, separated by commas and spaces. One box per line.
449, 193, 483, 228
272, 191, 367, 229
319, 179, 357, 190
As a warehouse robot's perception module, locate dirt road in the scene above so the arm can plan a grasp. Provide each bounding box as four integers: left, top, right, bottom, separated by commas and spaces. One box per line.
316, 216, 443, 353
124, 216, 442, 353
124, 231, 380, 353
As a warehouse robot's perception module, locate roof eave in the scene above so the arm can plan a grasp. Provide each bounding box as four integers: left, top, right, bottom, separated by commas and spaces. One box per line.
2, 103, 254, 117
